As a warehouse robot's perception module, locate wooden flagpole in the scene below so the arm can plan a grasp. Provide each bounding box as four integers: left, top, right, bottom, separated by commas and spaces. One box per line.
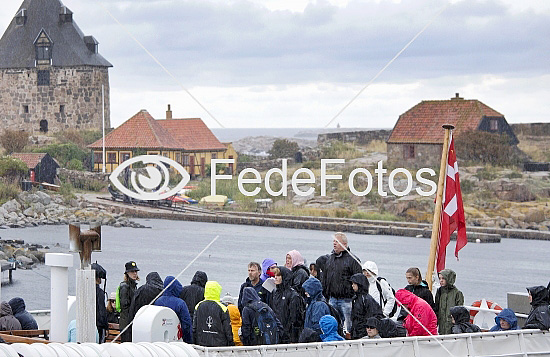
426, 124, 454, 291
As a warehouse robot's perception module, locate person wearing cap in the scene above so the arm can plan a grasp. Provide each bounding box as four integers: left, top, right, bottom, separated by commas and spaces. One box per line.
118, 261, 140, 342
106, 292, 119, 324
91, 262, 108, 343
362, 317, 382, 339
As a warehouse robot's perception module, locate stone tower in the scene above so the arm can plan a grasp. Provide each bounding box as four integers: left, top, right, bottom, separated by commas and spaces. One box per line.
0, 0, 112, 135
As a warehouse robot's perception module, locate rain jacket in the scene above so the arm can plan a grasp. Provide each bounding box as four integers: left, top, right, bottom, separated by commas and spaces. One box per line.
95, 283, 108, 339
193, 281, 234, 347
131, 272, 164, 319
434, 269, 464, 335
363, 261, 396, 318
154, 276, 192, 343
320, 315, 345, 342
350, 273, 384, 339
180, 271, 207, 320
226, 304, 243, 346
286, 250, 309, 296
315, 254, 330, 296
0, 302, 21, 331
8, 297, 37, 330
241, 287, 282, 346
118, 277, 137, 342
238, 277, 270, 312
260, 259, 277, 282
271, 266, 305, 343
450, 306, 481, 334
524, 286, 550, 330
489, 308, 519, 331
405, 280, 436, 310
323, 248, 362, 299
395, 289, 438, 336
302, 277, 330, 332
378, 318, 407, 338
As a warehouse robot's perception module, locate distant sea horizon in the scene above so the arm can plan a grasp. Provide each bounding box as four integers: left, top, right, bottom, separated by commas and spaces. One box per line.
210, 127, 390, 142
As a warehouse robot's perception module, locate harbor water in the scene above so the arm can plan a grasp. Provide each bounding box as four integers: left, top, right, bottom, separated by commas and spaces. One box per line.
0, 218, 547, 310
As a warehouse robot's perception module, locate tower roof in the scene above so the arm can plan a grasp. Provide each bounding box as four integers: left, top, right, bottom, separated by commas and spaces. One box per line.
0, 0, 112, 69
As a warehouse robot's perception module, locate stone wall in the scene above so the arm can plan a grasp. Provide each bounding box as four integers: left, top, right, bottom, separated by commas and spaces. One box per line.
0, 65, 110, 134
387, 143, 442, 169
57, 168, 109, 191
317, 129, 392, 145
511, 123, 550, 136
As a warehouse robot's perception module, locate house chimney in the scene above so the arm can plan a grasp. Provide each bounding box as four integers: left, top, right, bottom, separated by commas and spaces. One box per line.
452, 93, 463, 100
166, 104, 172, 119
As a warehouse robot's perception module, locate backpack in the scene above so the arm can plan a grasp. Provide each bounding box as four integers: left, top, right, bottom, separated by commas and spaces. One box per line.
252, 304, 279, 345
375, 277, 398, 318
324, 301, 344, 337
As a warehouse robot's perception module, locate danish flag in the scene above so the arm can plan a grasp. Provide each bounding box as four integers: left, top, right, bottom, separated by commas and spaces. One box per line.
436, 133, 467, 272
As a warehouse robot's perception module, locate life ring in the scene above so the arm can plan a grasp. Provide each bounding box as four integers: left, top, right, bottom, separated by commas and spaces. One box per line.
470, 300, 502, 324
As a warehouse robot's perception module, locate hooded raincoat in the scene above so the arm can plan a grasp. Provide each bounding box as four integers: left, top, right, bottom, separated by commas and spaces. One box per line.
350, 273, 384, 339
434, 269, 464, 335
154, 276, 192, 343
271, 266, 305, 343
302, 277, 331, 332
286, 250, 309, 296
450, 306, 481, 334
131, 272, 164, 319
8, 297, 37, 330
395, 289, 438, 336
260, 259, 277, 282
362, 261, 397, 318
241, 287, 282, 345
180, 271, 207, 320
0, 302, 21, 331
193, 281, 234, 347
489, 308, 519, 331
320, 315, 345, 342
524, 286, 550, 330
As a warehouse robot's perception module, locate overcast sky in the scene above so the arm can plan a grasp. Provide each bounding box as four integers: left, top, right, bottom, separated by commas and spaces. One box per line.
1, 0, 549, 128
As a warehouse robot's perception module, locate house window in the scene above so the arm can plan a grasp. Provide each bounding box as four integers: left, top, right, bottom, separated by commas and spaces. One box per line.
22, 105, 29, 114
107, 152, 117, 163
60, 105, 65, 114
94, 152, 103, 164
175, 152, 181, 163
120, 153, 131, 162
212, 153, 217, 159
404, 144, 415, 159
490, 119, 498, 131
37, 70, 50, 86
183, 155, 189, 166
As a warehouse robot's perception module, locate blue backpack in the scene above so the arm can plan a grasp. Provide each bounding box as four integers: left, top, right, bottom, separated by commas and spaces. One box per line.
253, 304, 279, 345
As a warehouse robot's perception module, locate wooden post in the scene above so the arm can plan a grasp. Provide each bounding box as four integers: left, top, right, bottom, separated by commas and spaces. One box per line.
426, 124, 454, 291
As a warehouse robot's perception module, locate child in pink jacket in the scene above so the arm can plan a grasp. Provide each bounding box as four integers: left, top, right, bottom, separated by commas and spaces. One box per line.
395, 289, 438, 336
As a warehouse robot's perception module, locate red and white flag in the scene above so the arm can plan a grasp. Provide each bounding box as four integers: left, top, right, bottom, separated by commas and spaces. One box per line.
436, 133, 467, 272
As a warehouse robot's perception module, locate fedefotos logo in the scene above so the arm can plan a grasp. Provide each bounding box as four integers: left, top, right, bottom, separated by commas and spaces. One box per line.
108, 155, 437, 201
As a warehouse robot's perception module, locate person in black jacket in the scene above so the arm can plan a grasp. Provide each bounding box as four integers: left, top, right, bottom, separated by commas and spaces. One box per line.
404, 267, 435, 310
180, 271, 207, 320
350, 273, 384, 339
524, 286, 550, 330
241, 287, 282, 345
193, 281, 234, 347
118, 261, 139, 342
322, 232, 362, 334
450, 306, 481, 334
91, 262, 108, 343
238, 262, 270, 312
130, 272, 163, 320
285, 250, 309, 297
8, 297, 37, 330
270, 266, 305, 343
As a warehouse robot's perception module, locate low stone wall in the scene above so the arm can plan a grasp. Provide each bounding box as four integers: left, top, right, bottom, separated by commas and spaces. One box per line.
58, 168, 109, 191
317, 130, 392, 145
511, 123, 550, 136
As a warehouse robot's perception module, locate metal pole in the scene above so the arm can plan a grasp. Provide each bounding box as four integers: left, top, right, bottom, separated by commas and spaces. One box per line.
426, 124, 454, 291
45, 253, 73, 342
102, 84, 106, 173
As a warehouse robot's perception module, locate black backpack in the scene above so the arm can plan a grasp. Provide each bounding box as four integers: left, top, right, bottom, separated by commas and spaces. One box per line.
252, 304, 279, 345
375, 277, 398, 318
323, 301, 344, 337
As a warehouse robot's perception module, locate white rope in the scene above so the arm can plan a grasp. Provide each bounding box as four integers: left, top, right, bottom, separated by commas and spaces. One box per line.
324, 2, 452, 128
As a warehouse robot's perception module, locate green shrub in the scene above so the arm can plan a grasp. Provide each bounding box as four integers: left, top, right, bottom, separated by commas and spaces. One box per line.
475, 167, 497, 181
33, 142, 88, 167
506, 171, 523, 179
0, 130, 28, 154
0, 156, 28, 183
58, 182, 75, 202
269, 139, 299, 159
455, 131, 520, 166
460, 179, 475, 194
0, 182, 20, 205
321, 141, 363, 160
67, 158, 84, 171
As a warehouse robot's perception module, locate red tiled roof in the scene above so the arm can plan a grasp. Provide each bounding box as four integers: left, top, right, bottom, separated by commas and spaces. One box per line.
387, 98, 503, 144
88, 110, 225, 151
11, 153, 47, 168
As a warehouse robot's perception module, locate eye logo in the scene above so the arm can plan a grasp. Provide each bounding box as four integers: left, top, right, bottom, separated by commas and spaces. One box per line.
109, 155, 190, 201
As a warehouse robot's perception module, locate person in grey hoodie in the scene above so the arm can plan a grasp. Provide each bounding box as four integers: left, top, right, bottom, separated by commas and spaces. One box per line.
0, 301, 21, 331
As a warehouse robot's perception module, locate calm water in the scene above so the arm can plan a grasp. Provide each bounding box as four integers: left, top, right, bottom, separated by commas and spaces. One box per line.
1, 219, 547, 310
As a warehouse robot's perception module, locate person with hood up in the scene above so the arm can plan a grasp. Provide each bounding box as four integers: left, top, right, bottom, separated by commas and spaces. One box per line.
395, 289, 437, 336
271, 266, 305, 343
285, 250, 309, 297
319, 315, 345, 342
404, 267, 435, 310
118, 261, 139, 342
302, 277, 331, 333
179, 270, 207, 320
221, 293, 243, 346
523, 286, 550, 330
434, 269, 464, 335
154, 276, 192, 343
362, 261, 397, 318
489, 308, 519, 331
362, 317, 381, 339
0, 301, 21, 331
350, 273, 384, 339
131, 272, 164, 319
260, 259, 277, 282
450, 306, 481, 334
241, 287, 282, 345
238, 262, 270, 312
8, 297, 37, 330
193, 281, 234, 347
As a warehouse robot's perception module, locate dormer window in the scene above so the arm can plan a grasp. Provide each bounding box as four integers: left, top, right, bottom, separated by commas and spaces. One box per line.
59, 6, 73, 23
34, 29, 53, 65
15, 9, 27, 26
84, 36, 98, 54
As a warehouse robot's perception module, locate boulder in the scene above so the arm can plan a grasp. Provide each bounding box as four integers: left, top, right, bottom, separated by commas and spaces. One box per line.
524, 210, 546, 224
2, 199, 21, 213
493, 179, 536, 202
35, 191, 52, 206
